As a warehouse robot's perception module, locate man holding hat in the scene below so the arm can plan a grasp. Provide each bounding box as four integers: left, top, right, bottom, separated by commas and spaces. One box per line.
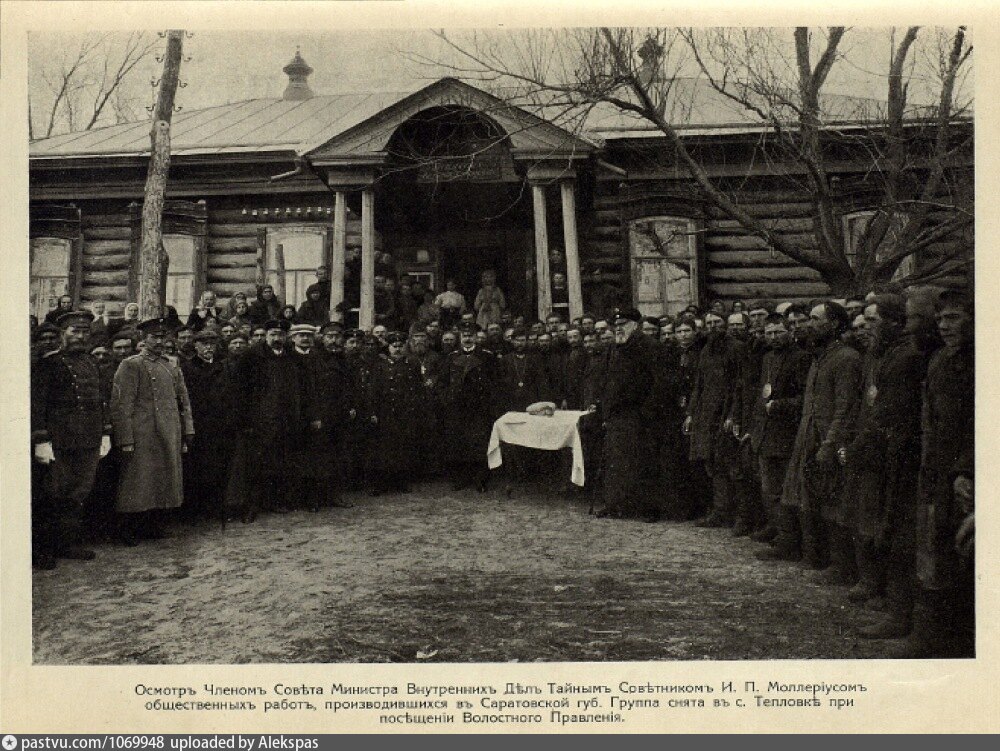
110, 317, 195, 545
592, 307, 666, 521
31, 310, 112, 568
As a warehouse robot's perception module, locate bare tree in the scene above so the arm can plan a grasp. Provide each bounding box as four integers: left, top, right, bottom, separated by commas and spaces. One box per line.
137, 31, 185, 320
31, 32, 158, 139
429, 27, 973, 294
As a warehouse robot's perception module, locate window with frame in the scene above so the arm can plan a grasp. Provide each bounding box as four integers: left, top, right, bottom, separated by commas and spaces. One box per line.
627, 216, 700, 316
842, 210, 914, 281
30, 237, 72, 321
266, 228, 326, 308
163, 234, 197, 320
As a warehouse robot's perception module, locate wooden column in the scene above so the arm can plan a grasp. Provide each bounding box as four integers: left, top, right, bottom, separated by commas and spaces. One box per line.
561, 180, 584, 320
330, 190, 347, 321
532, 183, 551, 321
359, 188, 376, 330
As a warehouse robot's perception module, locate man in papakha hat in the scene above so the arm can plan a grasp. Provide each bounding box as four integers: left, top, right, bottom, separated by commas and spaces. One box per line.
591, 307, 667, 522
439, 321, 500, 491
31, 310, 112, 568
110, 317, 195, 545
180, 329, 231, 521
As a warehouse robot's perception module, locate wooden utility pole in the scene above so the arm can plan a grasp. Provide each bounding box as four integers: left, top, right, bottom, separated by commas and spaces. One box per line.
137, 30, 184, 319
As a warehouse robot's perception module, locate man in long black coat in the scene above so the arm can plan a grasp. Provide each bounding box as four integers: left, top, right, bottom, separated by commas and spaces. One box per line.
406, 324, 444, 479
312, 321, 356, 507
439, 322, 500, 491
594, 307, 666, 521
685, 312, 747, 527
752, 314, 812, 558
849, 294, 939, 634
230, 319, 312, 516
367, 332, 424, 494
901, 290, 974, 658
181, 330, 232, 520
781, 302, 861, 571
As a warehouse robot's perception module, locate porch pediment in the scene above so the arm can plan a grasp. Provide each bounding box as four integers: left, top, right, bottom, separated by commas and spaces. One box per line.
305, 77, 595, 167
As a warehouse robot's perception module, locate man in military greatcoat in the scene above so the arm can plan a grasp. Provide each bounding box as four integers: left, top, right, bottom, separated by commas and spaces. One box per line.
313, 321, 357, 507
31, 310, 112, 569
439, 321, 499, 491
110, 317, 195, 545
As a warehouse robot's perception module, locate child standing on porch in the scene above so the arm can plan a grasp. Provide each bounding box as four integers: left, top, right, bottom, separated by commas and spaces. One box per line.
474, 269, 505, 330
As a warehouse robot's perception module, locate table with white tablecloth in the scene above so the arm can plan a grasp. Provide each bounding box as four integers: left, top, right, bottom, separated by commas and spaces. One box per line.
486, 410, 588, 486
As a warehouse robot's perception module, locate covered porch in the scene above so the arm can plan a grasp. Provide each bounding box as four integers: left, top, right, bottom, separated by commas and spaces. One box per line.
303, 78, 595, 327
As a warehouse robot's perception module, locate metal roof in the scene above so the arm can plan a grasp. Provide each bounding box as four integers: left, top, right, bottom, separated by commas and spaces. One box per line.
30, 76, 959, 160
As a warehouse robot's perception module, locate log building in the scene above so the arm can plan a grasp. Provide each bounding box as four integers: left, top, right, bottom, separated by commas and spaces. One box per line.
29, 51, 973, 325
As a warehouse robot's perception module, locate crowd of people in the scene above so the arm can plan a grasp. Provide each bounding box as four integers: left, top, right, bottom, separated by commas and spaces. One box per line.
30, 267, 974, 659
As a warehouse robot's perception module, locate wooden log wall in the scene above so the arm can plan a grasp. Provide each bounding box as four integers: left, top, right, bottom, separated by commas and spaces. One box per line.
703, 192, 830, 305
64, 196, 376, 310
80, 210, 132, 307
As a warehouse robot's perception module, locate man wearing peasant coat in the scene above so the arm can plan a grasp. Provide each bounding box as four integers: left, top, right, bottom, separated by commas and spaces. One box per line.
110, 317, 195, 544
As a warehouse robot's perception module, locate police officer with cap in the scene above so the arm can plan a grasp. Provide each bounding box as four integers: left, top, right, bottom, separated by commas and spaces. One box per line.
31, 309, 112, 568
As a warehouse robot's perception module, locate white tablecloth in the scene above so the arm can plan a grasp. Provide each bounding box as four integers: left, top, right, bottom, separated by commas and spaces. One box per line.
487, 410, 588, 486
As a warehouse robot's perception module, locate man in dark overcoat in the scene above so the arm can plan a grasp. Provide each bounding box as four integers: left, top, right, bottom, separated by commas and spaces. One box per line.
593, 307, 666, 521
751, 314, 812, 557
780, 301, 861, 570
31, 310, 111, 568
312, 321, 357, 507
367, 332, 424, 494
439, 322, 500, 491
286, 324, 329, 511
181, 330, 231, 520
901, 290, 974, 658
406, 323, 444, 479
849, 294, 939, 633
684, 312, 747, 527
229, 318, 310, 517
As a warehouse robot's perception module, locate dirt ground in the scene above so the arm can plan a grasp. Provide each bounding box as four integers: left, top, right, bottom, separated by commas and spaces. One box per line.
32, 480, 895, 664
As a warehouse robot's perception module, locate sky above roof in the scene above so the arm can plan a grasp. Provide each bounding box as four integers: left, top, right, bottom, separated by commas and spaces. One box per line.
28, 27, 972, 152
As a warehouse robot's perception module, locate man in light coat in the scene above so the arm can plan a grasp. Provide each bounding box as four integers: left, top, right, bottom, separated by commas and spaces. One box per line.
110, 317, 195, 545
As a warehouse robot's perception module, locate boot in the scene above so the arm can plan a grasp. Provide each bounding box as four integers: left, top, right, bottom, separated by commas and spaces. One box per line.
799, 508, 829, 570
757, 505, 801, 561
821, 524, 858, 586
750, 526, 777, 544
849, 536, 883, 603
883, 589, 950, 658
857, 580, 912, 639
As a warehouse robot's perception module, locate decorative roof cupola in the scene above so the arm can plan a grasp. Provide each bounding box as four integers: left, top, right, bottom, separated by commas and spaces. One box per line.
282, 48, 314, 101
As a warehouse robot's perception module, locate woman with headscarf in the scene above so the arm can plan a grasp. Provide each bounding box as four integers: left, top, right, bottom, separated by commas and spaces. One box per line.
248, 285, 283, 325
296, 286, 330, 327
